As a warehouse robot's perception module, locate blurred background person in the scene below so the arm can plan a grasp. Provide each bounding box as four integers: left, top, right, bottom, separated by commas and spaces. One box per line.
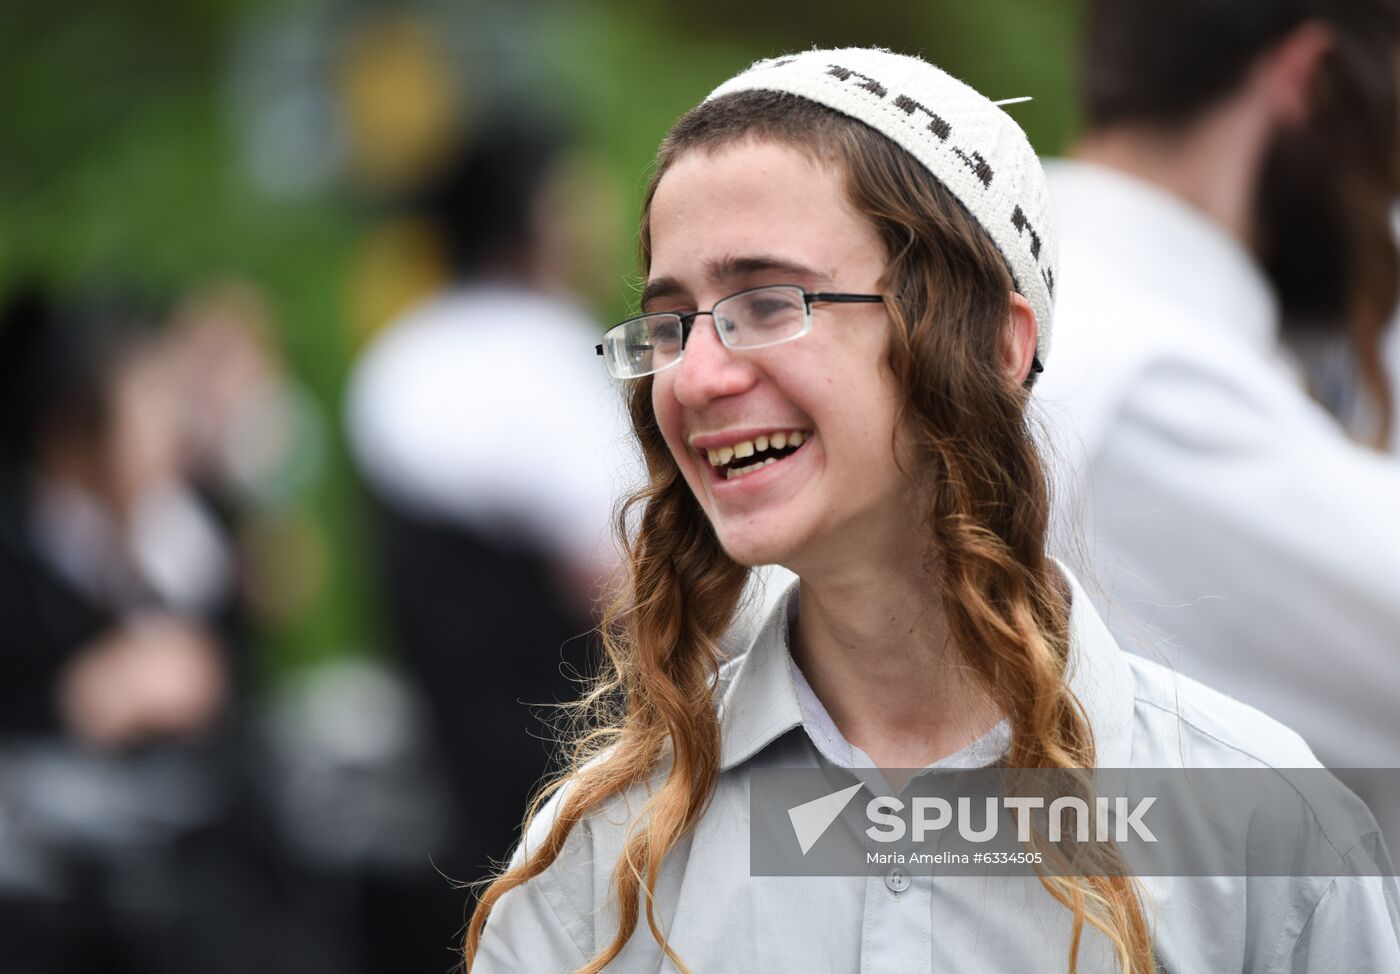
0, 288, 239, 746
0, 286, 306, 973
0, 280, 445, 974
1034, 0, 1400, 838
345, 115, 631, 902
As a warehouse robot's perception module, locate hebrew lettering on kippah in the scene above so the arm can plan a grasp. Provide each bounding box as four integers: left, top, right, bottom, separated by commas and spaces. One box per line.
824, 64, 888, 99
1011, 205, 1043, 260
892, 94, 952, 141
1011, 204, 1055, 294
794, 56, 1049, 305
952, 149, 994, 187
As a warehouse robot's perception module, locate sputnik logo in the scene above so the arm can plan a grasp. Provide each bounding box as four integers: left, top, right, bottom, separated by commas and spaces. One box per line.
787, 782, 863, 855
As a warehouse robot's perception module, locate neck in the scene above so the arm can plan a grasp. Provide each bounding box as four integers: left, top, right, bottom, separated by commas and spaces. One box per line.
789, 555, 1002, 771
1072, 99, 1273, 248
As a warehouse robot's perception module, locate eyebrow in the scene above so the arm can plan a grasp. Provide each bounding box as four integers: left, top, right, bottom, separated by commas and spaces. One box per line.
641, 254, 832, 310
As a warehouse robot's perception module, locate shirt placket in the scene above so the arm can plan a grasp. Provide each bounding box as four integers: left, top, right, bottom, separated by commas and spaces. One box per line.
860, 861, 935, 974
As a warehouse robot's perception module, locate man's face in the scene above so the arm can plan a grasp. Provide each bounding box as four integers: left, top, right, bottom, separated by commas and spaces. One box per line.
645, 138, 914, 576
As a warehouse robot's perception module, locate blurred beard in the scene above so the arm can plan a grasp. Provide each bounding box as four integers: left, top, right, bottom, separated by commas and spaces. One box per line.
1254, 113, 1400, 446
1253, 120, 1354, 337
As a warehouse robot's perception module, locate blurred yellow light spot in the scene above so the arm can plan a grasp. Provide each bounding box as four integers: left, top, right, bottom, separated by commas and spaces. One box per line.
337, 14, 459, 192
347, 217, 450, 347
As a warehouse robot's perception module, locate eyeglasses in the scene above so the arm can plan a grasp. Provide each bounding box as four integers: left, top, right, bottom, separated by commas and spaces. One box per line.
595, 284, 884, 380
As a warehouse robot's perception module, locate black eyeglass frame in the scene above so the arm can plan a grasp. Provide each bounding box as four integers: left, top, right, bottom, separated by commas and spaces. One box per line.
594, 285, 885, 378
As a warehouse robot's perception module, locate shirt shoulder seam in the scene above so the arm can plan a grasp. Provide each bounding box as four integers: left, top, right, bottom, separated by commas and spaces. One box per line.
1133, 694, 1348, 862
529, 828, 595, 964
1268, 875, 1337, 973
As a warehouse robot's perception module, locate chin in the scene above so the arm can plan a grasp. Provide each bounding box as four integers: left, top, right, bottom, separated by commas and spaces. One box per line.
711, 524, 801, 569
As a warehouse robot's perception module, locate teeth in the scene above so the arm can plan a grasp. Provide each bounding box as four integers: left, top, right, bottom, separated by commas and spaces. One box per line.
703, 430, 811, 468
726, 459, 774, 480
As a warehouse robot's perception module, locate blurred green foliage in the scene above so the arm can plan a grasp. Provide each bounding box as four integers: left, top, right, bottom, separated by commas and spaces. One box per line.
0, 0, 1081, 682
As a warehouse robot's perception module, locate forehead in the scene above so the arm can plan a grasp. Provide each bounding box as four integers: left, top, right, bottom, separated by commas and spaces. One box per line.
645, 139, 881, 296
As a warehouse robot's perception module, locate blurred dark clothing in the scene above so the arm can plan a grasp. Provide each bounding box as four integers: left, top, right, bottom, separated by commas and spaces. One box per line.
0, 736, 351, 974
0, 478, 111, 735
370, 491, 597, 885
0, 475, 247, 737
0, 475, 312, 974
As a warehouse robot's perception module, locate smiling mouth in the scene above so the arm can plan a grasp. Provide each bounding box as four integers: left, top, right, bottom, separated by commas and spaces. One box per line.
704, 430, 808, 480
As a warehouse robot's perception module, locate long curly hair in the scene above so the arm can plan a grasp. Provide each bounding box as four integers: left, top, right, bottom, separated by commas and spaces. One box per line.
465, 90, 1153, 974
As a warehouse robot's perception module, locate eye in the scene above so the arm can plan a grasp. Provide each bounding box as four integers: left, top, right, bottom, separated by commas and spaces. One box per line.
725, 288, 805, 339
747, 297, 793, 319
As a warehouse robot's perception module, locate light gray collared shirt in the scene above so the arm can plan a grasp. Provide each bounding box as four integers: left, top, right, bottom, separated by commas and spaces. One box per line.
473, 566, 1400, 973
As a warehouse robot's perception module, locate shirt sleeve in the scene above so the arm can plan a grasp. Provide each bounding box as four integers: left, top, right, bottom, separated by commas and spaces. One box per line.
470, 784, 599, 973
1277, 872, 1400, 973
471, 874, 589, 974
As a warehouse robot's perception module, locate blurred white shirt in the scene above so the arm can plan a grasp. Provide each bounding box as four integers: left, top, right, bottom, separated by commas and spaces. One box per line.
346, 284, 637, 571
1033, 161, 1400, 791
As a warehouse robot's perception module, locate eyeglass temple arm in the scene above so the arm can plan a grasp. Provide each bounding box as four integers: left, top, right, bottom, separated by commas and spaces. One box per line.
809, 294, 1045, 374
805, 293, 884, 305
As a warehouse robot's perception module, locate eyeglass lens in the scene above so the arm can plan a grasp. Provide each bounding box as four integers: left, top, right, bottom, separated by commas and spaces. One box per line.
605, 286, 808, 378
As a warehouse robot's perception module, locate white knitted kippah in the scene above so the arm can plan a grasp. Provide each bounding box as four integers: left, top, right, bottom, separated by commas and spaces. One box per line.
706, 47, 1057, 364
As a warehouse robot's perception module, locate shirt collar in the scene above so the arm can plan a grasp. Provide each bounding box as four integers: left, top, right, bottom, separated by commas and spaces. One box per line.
717, 582, 807, 771
1044, 158, 1279, 355
717, 562, 1135, 771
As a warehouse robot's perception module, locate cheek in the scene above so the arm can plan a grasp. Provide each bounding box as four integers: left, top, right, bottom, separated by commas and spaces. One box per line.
650, 377, 692, 473
837, 377, 902, 474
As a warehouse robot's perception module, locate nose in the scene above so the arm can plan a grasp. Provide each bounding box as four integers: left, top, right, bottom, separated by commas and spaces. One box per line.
670, 315, 759, 407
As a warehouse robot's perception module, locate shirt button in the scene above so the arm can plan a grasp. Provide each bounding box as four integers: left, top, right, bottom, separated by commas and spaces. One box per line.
885, 866, 910, 893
